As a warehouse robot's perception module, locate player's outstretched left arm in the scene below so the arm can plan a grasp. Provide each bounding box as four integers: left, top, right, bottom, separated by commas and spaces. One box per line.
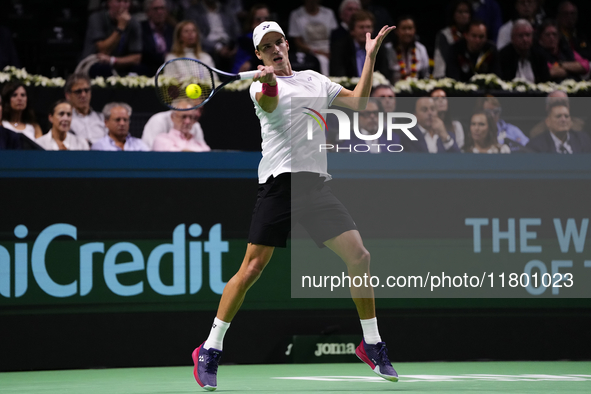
333, 25, 396, 110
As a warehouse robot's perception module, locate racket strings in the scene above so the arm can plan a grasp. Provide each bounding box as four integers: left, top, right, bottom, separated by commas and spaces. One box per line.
156, 59, 215, 108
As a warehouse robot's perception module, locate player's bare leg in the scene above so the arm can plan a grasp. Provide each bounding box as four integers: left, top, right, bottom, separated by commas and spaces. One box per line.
193, 243, 274, 391
324, 230, 375, 319
217, 243, 275, 322
324, 229, 399, 382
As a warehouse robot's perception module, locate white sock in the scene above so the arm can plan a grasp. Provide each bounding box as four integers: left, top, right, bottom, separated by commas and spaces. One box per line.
204, 317, 231, 350
360, 317, 382, 345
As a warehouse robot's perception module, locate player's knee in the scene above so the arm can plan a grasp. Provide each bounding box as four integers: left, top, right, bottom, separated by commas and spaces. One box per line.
359, 249, 371, 266
240, 257, 266, 285
348, 248, 371, 270
245, 263, 264, 281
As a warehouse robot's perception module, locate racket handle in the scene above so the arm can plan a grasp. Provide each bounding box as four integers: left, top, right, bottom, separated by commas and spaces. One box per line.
238, 70, 258, 80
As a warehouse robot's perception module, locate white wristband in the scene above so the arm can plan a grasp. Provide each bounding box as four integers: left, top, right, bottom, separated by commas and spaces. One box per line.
110, 56, 116, 65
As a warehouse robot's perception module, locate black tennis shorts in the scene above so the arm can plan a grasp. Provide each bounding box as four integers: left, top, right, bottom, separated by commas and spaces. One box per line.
248, 172, 357, 248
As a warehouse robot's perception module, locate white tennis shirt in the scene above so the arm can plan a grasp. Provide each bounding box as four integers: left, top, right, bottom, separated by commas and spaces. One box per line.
249, 70, 342, 184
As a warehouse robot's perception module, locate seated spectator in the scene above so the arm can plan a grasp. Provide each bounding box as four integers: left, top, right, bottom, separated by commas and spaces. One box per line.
330, 11, 390, 79
360, 0, 394, 38
430, 88, 465, 148
334, 98, 398, 153
186, 0, 240, 71
446, 20, 500, 82
401, 97, 460, 153
81, 0, 143, 77
36, 100, 90, 151
328, 84, 395, 146
142, 104, 209, 150
0, 25, 20, 69
232, 4, 270, 73
153, 100, 211, 152
556, 1, 591, 61
165, 20, 216, 69
470, 0, 503, 42
433, 0, 472, 78
0, 95, 21, 150
529, 90, 584, 138
476, 96, 529, 150
371, 84, 396, 113
288, 0, 338, 76
140, 0, 175, 76
499, 19, 550, 83
463, 111, 510, 153
1, 82, 42, 140
91, 103, 148, 151
526, 101, 591, 153
64, 73, 108, 145
537, 19, 589, 82
497, 0, 544, 50
386, 15, 430, 82
330, 0, 361, 46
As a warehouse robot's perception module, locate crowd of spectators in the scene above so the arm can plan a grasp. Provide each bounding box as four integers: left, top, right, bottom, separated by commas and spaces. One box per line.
326, 85, 591, 154
3, 0, 590, 82
1, 0, 590, 153
0, 73, 213, 152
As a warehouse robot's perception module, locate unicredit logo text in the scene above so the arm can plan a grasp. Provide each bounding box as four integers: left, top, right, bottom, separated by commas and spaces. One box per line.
0, 223, 228, 298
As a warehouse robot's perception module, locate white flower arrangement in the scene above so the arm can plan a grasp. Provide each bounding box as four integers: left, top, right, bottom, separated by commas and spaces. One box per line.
225, 78, 254, 91
511, 78, 538, 92
2, 66, 591, 95
2, 66, 66, 87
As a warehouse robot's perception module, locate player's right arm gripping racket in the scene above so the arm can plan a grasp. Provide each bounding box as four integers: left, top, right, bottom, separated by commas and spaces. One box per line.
155, 58, 259, 110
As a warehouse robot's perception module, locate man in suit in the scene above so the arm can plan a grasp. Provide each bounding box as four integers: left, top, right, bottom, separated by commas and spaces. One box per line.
526, 101, 591, 153
333, 98, 399, 153
401, 97, 460, 153
330, 10, 390, 79
446, 20, 500, 82
331, 0, 362, 46
499, 19, 550, 83
140, 0, 175, 76
529, 90, 585, 139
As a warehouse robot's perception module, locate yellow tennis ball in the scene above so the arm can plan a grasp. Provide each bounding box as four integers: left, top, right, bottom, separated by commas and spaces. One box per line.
186, 84, 202, 99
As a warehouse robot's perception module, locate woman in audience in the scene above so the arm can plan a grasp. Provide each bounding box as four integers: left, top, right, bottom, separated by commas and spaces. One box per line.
537, 19, 589, 82
433, 0, 472, 78
387, 15, 430, 82
36, 100, 89, 151
165, 20, 215, 69
430, 88, 465, 149
463, 110, 510, 153
1, 82, 42, 140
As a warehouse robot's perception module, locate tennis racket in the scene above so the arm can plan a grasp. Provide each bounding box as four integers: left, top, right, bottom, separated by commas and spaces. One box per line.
155, 58, 258, 110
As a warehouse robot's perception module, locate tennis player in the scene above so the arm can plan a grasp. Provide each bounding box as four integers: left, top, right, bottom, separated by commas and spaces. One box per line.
193, 20, 397, 391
